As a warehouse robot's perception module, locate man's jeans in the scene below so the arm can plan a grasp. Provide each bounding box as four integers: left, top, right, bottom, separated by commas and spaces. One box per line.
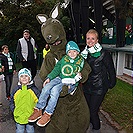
36, 77, 75, 114
16, 123, 34, 133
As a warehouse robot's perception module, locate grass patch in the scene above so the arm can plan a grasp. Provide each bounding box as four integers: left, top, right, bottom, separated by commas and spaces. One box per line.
102, 78, 132, 131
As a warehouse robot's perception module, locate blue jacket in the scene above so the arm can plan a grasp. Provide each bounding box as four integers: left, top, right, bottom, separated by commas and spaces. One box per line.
10, 81, 40, 124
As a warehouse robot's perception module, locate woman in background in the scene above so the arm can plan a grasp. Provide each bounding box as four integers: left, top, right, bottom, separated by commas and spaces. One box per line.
1, 45, 16, 100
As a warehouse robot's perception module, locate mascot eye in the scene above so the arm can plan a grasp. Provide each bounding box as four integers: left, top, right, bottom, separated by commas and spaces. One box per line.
51, 19, 59, 24
42, 22, 46, 27
51, 19, 56, 23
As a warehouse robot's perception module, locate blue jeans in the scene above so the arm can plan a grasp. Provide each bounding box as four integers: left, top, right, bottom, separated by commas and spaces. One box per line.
16, 123, 34, 133
36, 77, 75, 114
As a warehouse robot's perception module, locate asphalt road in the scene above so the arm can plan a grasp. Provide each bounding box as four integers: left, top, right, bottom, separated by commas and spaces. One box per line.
0, 72, 121, 133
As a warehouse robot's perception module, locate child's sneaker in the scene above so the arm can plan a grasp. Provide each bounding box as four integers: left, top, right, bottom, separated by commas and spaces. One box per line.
6, 96, 10, 100
28, 108, 42, 122
36, 112, 51, 127
0, 102, 2, 107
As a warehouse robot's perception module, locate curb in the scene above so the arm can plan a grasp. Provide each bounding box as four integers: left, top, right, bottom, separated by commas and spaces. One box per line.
100, 109, 127, 133
116, 76, 132, 86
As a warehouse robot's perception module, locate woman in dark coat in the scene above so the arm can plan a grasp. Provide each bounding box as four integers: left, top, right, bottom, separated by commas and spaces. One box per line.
1, 45, 16, 100
81, 29, 116, 133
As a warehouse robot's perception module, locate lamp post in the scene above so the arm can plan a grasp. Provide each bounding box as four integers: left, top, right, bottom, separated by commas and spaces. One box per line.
0, 0, 3, 7
0, 0, 3, 4
0, 0, 3, 16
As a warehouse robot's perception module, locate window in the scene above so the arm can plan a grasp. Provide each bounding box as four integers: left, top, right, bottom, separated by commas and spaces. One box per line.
125, 54, 133, 70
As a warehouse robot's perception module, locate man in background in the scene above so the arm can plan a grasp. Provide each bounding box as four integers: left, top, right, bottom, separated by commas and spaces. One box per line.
16, 29, 37, 80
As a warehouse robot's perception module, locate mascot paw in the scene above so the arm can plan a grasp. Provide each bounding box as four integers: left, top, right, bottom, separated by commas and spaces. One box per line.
60, 85, 68, 97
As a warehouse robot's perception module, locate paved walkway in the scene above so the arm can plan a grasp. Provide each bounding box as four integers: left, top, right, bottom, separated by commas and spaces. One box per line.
0, 72, 127, 133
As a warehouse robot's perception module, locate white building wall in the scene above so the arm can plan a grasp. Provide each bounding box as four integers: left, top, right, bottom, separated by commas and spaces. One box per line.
113, 51, 133, 77
102, 44, 133, 77
116, 52, 125, 75
112, 52, 117, 69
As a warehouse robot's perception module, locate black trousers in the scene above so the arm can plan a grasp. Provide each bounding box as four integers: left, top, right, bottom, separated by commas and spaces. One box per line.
22, 59, 37, 80
4, 74, 13, 97
84, 92, 106, 130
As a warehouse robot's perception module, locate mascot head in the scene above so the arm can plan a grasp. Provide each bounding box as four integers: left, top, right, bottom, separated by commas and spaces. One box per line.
36, 3, 67, 52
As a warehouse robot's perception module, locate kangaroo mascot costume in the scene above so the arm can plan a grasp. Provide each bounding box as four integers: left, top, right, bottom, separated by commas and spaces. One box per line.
37, 3, 91, 133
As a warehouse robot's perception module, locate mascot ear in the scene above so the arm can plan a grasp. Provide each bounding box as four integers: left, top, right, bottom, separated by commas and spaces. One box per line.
49, 2, 60, 19
36, 14, 48, 24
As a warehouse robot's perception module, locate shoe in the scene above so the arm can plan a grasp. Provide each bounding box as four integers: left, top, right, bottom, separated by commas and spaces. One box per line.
92, 129, 101, 133
36, 112, 51, 127
89, 123, 93, 130
28, 108, 42, 122
6, 96, 10, 100
0, 102, 2, 107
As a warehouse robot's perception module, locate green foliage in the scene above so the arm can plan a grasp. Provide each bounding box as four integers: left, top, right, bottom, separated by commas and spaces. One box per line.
0, 0, 70, 52
60, 16, 70, 32
102, 79, 132, 131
